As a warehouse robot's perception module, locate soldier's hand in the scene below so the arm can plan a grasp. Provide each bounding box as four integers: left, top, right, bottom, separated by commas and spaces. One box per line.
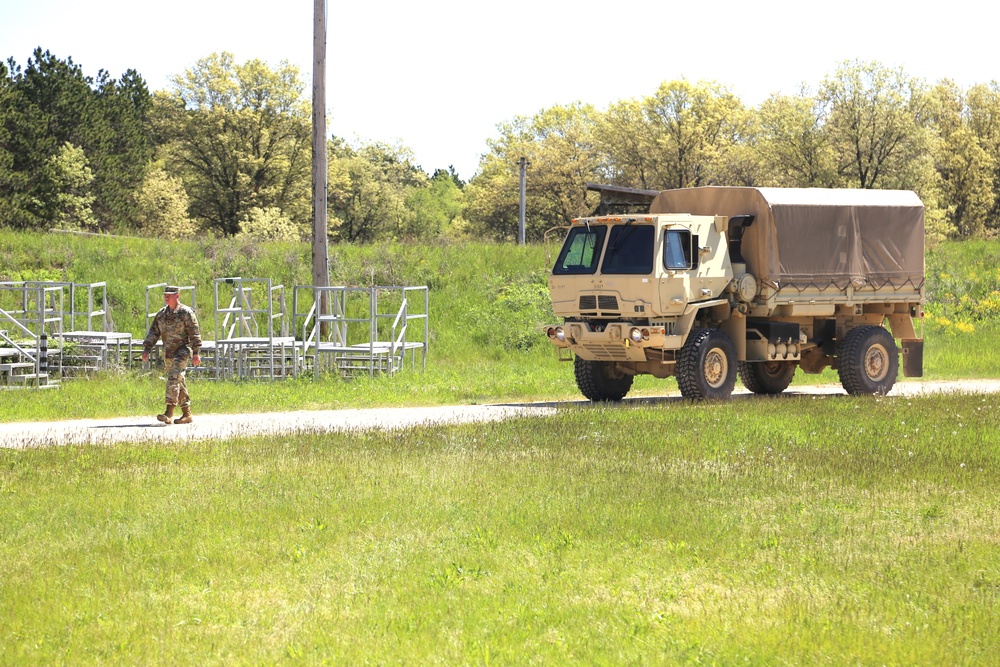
192, 354, 201, 367
141, 352, 149, 363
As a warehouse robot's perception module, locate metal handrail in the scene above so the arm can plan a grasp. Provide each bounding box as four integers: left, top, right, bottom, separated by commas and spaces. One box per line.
302, 301, 318, 345
391, 298, 408, 356
1, 307, 36, 340
0, 329, 38, 364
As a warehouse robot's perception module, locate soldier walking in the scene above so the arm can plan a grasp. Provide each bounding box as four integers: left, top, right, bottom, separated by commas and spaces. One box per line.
141, 286, 202, 424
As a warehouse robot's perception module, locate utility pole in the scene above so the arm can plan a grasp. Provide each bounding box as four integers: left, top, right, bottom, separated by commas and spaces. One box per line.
518, 156, 528, 246
312, 0, 330, 329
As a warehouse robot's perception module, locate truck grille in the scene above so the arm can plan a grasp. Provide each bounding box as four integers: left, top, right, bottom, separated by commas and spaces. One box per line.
598, 295, 619, 310
579, 295, 620, 313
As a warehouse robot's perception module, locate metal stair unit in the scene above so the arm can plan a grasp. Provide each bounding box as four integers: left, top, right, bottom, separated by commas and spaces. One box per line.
214, 277, 293, 381
0, 282, 61, 388
62, 281, 132, 376
293, 285, 428, 378
1, 280, 136, 380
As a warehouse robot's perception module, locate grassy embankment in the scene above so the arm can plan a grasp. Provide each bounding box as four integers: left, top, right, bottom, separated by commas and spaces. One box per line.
1, 230, 999, 421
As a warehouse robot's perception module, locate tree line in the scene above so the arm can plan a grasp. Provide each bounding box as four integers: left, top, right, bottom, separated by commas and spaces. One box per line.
3, 48, 999, 243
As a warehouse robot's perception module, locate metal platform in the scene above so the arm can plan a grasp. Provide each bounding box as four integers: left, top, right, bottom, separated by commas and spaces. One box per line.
61, 331, 134, 376
293, 285, 428, 378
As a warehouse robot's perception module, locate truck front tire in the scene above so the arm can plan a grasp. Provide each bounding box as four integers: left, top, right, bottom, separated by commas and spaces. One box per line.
677, 328, 737, 400
574, 357, 634, 402
738, 360, 796, 395
838, 325, 898, 396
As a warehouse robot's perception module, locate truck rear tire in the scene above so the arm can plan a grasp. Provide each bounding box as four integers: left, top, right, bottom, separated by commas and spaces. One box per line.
677, 328, 737, 400
838, 325, 898, 396
738, 360, 796, 395
574, 357, 634, 402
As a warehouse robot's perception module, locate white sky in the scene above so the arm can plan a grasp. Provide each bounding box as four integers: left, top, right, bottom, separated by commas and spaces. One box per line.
2, 0, 998, 181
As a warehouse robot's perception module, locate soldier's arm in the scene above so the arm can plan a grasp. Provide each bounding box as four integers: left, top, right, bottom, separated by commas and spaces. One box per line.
186, 310, 203, 355
142, 314, 161, 354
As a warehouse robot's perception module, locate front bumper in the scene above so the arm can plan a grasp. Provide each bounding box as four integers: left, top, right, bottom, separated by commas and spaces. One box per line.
544, 321, 684, 361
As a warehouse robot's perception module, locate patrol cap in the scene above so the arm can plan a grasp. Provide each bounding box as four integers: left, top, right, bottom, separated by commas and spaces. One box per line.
164, 286, 180, 294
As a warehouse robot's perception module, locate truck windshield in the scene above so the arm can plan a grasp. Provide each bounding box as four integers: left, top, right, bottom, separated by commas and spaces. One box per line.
602, 224, 654, 274
552, 225, 607, 275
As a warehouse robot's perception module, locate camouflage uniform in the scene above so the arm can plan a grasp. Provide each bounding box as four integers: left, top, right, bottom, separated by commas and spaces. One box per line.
143, 302, 202, 407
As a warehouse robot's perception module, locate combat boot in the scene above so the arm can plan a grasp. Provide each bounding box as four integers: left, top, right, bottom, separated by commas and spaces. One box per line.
174, 406, 193, 425
157, 404, 175, 424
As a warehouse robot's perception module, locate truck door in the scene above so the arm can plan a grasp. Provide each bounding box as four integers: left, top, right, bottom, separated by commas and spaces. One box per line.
658, 227, 699, 313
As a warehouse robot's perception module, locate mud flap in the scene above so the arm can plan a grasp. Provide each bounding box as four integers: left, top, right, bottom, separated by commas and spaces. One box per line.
901, 339, 923, 377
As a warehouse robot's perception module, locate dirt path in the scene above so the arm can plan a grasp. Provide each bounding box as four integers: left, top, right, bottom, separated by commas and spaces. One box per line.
3, 379, 1000, 449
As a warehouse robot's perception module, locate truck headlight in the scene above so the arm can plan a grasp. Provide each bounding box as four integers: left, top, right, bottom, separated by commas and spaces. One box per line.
554, 327, 566, 342
629, 328, 643, 343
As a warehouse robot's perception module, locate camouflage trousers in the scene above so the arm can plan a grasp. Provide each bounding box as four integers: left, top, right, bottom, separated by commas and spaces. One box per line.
164, 355, 190, 407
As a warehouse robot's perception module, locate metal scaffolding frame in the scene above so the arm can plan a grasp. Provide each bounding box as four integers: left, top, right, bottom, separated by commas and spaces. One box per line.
213, 277, 292, 381
2, 278, 431, 386
292, 285, 428, 378
0, 282, 62, 387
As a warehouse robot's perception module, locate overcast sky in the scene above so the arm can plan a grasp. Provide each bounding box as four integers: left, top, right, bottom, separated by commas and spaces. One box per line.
2, 0, 997, 180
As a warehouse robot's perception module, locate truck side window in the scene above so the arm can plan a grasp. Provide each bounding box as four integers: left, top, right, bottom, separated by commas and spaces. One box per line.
553, 225, 607, 275
664, 230, 695, 270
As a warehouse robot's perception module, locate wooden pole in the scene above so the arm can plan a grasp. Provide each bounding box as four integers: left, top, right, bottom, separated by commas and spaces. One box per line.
518, 157, 527, 246
312, 0, 330, 331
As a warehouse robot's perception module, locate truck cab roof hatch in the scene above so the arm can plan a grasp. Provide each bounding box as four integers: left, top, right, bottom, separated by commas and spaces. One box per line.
586, 182, 660, 215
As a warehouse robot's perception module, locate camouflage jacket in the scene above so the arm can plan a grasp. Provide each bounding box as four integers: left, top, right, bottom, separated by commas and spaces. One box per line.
143, 304, 202, 357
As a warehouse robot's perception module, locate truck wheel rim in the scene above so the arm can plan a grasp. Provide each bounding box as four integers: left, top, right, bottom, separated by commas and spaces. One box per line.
705, 348, 728, 388
865, 344, 889, 382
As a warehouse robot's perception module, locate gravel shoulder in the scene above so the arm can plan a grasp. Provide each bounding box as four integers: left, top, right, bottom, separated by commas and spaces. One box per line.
4, 379, 1000, 449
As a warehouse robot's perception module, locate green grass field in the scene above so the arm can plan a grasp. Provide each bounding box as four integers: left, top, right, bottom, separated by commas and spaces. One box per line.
3, 232, 1000, 663
3, 395, 999, 664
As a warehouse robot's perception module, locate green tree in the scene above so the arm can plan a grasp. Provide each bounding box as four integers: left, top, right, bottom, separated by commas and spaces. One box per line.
152, 52, 311, 236
135, 166, 197, 239
755, 91, 837, 187
46, 141, 96, 230
86, 68, 153, 230
595, 98, 656, 188
820, 61, 930, 189
966, 82, 1000, 230
926, 80, 993, 237
328, 141, 426, 243
406, 169, 464, 239
0, 51, 89, 229
466, 103, 601, 241
236, 206, 301, 242
0, 49, 151, 231
640, 80, 750, 189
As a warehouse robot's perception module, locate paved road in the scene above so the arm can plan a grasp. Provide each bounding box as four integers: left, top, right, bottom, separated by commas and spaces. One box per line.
3, 379, 1000, 449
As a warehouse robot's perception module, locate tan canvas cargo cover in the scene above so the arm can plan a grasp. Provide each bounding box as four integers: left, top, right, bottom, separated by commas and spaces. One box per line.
649, 187, 925, 291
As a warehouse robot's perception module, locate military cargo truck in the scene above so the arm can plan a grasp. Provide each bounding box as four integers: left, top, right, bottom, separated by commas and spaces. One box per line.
544, 186, 925, 400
